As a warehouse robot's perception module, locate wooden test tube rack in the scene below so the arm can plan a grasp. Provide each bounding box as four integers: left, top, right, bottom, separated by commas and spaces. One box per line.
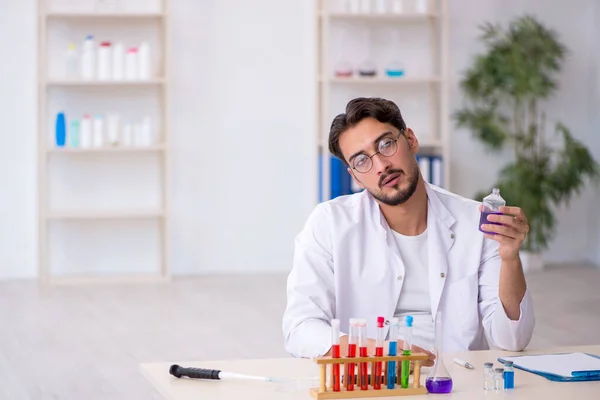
309, 353, 428, 399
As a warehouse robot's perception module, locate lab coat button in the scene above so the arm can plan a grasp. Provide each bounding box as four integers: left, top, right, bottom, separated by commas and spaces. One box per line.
397, 275, 403, 281
440, 272, 446, 278
450, 233, 455, 239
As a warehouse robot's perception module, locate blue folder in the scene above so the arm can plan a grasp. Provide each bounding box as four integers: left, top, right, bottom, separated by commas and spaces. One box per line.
497, 353, 600, 382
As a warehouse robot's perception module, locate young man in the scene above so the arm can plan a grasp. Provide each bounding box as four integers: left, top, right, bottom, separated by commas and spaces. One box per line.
282, 97, 535, 362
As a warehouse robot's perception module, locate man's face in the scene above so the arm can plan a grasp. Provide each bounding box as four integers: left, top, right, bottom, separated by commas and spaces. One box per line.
338, 117, 421, 206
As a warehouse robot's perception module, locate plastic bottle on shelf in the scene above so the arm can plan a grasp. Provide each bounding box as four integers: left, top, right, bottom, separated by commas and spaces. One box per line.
359, 0, 371, 13
97, 41, 112, 80
141, 116, 153, 146
125, 48, 138, 80
65, 43, 78, 79
112, 42, 124, 80
375, 0, 390, 13
80, 35, 95, 80
415, 0, 428, 13
106, 113, 120, 146
55, 112, 66, 147
80, 115, 93, 148
391, 0, 404, 13
122, 122, 133, 146
69, 119, 80, 148
93, 115, 104, 147
138, 41, 151, 80
345, 0, 360, 13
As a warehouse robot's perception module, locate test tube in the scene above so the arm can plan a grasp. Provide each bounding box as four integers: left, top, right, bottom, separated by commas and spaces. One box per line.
374, 316, 385, 389
346, 318, 358, 391
331, 319, 341, 392
358, 319, 369, 390
401, 315, 413, 388
387, 317, 400, 389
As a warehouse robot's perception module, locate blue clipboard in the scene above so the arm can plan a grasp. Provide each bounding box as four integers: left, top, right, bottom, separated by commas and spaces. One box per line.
497, 353, 600, 382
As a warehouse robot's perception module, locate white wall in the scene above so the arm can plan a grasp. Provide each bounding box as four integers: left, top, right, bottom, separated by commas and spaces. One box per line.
449, 0, 600, 266
1, 0, 598, 280
168, 0, 317, 274
0, 0, 37, 279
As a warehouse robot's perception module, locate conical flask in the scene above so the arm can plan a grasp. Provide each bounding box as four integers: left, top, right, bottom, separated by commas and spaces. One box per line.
426, 311, 453, 393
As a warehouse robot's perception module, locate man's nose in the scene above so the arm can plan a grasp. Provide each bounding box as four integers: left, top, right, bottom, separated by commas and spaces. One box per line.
373, 153, 392, 174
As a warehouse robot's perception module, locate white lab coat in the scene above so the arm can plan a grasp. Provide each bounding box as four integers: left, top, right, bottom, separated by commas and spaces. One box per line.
282, 183, 535, 358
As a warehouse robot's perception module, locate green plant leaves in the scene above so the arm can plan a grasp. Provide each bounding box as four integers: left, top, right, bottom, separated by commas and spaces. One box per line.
455, 14, 599, 252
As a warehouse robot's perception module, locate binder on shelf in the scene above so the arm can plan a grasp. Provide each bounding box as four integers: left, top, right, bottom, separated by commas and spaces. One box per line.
417, 154, 443, 188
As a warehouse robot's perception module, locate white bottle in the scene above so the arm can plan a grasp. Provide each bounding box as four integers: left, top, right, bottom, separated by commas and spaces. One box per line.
415, 0, 428, 13
112, 42, 124, 80
97, 41, 112, 80
345, 0, 360, 13
141, 116, 153, 146
391, 0, 404, 13
80, 35, 95, 80
125, 48, 138, 80
133, 122, 143, 146
80, 115, 93, 148
122, 123, 133, 146
93, 115, 104, 147
359, 0, 371, 13
375, 0, 389, 13
106, 113, 120, 146
138, 41, 151, 80
65, 43, 78, 79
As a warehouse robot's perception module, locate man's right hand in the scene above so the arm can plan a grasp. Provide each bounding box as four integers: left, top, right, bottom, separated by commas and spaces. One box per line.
325, 336, 436, 367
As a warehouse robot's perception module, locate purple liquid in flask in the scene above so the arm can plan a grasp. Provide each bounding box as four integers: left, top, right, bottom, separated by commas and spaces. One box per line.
426, 377, 453, 393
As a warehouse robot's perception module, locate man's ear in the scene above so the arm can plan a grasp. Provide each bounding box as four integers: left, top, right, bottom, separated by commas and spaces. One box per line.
404, 128, 420, 154
348, 167, 364, 189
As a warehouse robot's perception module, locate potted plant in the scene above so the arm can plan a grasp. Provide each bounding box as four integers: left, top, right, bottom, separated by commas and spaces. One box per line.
454, 15, 599, 272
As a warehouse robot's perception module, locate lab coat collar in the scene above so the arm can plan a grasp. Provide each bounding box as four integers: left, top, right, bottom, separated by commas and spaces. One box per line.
366, 182, 457, 233
365, 182, 457, 319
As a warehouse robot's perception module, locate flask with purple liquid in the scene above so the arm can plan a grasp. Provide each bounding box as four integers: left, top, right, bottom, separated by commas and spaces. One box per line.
479, 188, 505, 234
426, 311, 453, 394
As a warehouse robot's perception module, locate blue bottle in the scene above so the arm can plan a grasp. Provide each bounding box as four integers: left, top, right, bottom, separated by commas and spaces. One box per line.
55, 112, 66, 147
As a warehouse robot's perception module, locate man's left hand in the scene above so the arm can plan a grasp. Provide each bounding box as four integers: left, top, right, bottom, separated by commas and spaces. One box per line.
480, 206, 529, 261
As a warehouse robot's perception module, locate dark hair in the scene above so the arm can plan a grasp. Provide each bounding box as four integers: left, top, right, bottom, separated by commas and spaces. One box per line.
328, 97, 407, 165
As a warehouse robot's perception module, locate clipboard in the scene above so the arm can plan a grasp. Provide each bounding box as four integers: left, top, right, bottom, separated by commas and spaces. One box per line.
497, 352, 600, 382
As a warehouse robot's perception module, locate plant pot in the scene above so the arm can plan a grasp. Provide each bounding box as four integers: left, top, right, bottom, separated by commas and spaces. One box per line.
520, 251, 544, 273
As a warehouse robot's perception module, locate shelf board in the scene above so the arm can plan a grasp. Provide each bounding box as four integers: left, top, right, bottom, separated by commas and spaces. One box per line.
322, 76, 441, 84
46, 78, 165, 87
46, 274, 171, 285
322, 12, 438, 21
47, 145, 165, 154
45, 12, 164, 19
47, 210, 165, 220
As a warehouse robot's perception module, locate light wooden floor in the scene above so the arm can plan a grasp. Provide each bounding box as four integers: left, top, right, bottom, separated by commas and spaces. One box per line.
0, 266, 599, 399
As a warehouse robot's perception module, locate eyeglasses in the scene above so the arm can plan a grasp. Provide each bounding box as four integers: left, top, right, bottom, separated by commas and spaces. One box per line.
350, 131, 403, 173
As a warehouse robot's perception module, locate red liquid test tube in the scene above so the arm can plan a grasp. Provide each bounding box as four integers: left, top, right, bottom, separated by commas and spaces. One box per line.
346, 319, 358, 391
358, 319, 368, 390
331, 319, 341, 392
374, 316, 385, 389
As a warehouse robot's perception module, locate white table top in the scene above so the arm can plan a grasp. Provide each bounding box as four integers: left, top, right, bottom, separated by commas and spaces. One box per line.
140, 345, 600, 399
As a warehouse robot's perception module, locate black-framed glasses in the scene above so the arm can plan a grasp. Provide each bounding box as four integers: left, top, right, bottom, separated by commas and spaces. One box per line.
350, 131, 403, 173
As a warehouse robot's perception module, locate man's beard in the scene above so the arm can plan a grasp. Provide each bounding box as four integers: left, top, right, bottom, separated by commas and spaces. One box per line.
368, 165, 420, 206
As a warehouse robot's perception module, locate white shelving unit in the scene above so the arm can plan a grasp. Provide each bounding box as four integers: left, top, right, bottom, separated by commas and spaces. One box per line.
37, 0, 171, 284
317, 0, 450, 201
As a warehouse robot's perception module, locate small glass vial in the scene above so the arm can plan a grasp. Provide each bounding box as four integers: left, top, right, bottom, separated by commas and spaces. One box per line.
479, 188, 505, 234
503, 361, 515, 389
483, 362, 494, 391
493, 368, 504, 391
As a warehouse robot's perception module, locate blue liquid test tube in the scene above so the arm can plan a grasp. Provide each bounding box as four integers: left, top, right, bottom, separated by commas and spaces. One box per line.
387, 318, 400, 389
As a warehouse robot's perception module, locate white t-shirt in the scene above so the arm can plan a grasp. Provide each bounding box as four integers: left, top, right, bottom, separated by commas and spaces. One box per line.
392, 228, 435, 350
